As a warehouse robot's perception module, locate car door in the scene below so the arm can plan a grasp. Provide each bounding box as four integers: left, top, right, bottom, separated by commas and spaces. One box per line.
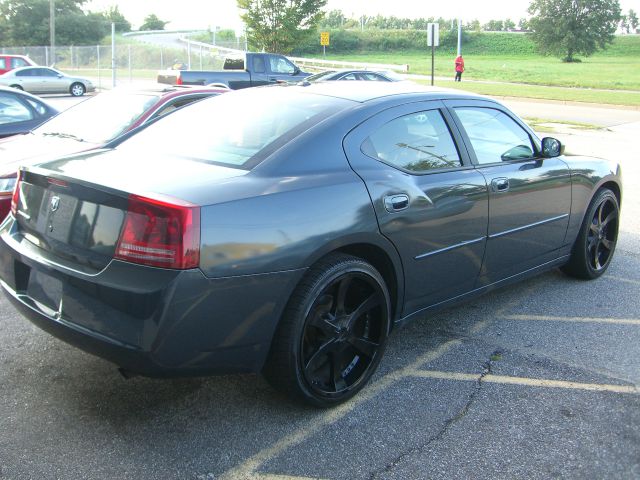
446, 100, 571, 286
39, 68, 68, 93
343, 101, 489, 315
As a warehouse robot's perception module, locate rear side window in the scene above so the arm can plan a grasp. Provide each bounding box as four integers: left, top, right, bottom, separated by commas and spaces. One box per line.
0, 59, 6, 69
0, 92, 33, 124
15, 69, 33, 77
454, 107, 535, 164
361, 110, 461, 173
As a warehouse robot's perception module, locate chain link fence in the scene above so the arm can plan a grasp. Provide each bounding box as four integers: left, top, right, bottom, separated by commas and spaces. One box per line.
0, 42, 237, 89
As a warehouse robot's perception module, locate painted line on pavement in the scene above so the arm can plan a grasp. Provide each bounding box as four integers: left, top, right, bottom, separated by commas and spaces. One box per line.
501, 314, 640, 326
219, 338, 463, 480
410, 370, 639, 394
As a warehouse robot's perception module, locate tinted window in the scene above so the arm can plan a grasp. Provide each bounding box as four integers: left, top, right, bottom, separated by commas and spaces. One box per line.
269, 57, 295, 74
15, 69, 33, 77
115, 89, 353, 170
454, 107, 535, 164
340, 73, 358, 81
362, 110, 461, 173
38, 68, 58, 77
0, 92, 33, 124
359, 73, 386, 81
253, 56, 265, 73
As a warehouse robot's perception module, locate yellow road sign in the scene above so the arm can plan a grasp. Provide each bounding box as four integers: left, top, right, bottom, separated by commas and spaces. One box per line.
320, 32, 330, 46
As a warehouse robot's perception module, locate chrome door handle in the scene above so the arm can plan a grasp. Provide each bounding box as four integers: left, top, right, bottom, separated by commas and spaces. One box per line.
491, 177, 510, 193
384, 194, 409, 212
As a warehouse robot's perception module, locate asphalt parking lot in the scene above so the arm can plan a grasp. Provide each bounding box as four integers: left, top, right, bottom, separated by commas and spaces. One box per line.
0, 97, 638, 480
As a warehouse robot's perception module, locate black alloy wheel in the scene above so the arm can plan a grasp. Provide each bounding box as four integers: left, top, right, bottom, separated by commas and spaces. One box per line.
562, 188, 619, 279
264, 254, 391, 407
586, 196, 618, 271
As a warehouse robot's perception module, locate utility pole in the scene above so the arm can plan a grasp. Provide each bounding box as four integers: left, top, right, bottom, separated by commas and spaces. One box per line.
49, 0, 55, 66
457, 19, 462, 56
111, 23, 116, 87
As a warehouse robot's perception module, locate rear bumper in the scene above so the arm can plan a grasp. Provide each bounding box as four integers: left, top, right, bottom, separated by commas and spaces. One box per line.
0, 220, 305, 376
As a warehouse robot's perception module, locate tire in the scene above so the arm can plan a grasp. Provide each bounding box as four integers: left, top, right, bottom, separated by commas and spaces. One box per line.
264, 253, 391, 407
10, 84, 23, 91
561, 188, 619, 280
70, 82, 85, 97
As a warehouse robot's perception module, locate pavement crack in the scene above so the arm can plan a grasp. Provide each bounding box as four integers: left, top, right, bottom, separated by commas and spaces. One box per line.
368, 354, 496, 479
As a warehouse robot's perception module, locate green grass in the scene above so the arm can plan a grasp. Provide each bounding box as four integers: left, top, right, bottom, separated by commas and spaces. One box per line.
326, 50, 640, 91
415, 78, 640, 106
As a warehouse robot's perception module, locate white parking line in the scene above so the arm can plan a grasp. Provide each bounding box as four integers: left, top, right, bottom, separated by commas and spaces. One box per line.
501, 314, 640, 326
604, 275, 640, 287
219, 339, 463, 480
410, 370, 639, 394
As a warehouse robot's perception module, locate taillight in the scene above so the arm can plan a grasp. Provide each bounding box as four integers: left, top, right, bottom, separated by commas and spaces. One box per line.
176, 73, 183, 86
115, 194, 200, 270
10, 171, 21, 218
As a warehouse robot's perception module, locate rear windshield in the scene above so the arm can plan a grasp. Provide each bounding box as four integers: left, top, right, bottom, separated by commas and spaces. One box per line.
36, 92, 159, 144
114, 87, 353, 170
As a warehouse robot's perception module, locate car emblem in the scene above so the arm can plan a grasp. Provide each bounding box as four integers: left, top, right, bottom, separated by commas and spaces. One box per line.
50, 196, 60, 212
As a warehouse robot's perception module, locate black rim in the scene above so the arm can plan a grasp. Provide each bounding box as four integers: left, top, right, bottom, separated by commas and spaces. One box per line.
301, 271, 387, 397
587, 197, 618, 271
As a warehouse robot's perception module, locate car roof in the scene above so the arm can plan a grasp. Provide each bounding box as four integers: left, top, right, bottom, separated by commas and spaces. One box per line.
287, 81, 487, 103
107, 85, 228, 99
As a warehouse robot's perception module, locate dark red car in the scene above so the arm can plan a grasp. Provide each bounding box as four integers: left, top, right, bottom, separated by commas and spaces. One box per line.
0, 85, 227, 219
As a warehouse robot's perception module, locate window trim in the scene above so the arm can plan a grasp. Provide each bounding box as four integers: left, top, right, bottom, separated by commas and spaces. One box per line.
443, 99, 543, 168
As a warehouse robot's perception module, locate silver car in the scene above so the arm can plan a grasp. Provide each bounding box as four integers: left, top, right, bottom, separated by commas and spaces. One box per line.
0, 66, 95, 96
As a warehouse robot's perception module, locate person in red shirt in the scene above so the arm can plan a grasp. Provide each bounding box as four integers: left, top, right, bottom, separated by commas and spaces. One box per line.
455, 55, 465, 82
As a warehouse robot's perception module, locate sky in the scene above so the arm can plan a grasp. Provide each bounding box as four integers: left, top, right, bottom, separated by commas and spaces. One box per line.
86, 0, 640, 31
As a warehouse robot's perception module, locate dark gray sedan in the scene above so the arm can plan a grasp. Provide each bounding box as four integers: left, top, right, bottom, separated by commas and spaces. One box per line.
0, 83, 621, 407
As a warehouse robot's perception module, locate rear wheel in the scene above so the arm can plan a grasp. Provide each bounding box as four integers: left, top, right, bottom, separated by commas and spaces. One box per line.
10, 84, 23, 90
264, 253, 391, 407
561, 188, 619, 279
70, 82, 85, 97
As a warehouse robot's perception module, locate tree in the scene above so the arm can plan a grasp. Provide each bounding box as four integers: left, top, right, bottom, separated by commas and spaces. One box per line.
320, 9, 346, 29
0, 0, 107, 46
238, 0, 327, 54
619, 14, 629, 33
139, 13, 168, 31
628, 9, 639, 32
483, 19, 505, 31
528, 0, 621, 62
103, 5, 131, 33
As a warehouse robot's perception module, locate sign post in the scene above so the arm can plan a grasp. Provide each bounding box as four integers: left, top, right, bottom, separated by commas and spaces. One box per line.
427, 23, 439, 86
320, 31, 330, 58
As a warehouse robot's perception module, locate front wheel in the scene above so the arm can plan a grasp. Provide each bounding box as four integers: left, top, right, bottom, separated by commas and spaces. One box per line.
264, 253, 391, 407
69, 82, 85, 97
561, 188, 619, 279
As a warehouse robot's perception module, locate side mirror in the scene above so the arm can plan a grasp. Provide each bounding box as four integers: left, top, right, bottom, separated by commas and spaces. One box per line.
541, 137, 564, 158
